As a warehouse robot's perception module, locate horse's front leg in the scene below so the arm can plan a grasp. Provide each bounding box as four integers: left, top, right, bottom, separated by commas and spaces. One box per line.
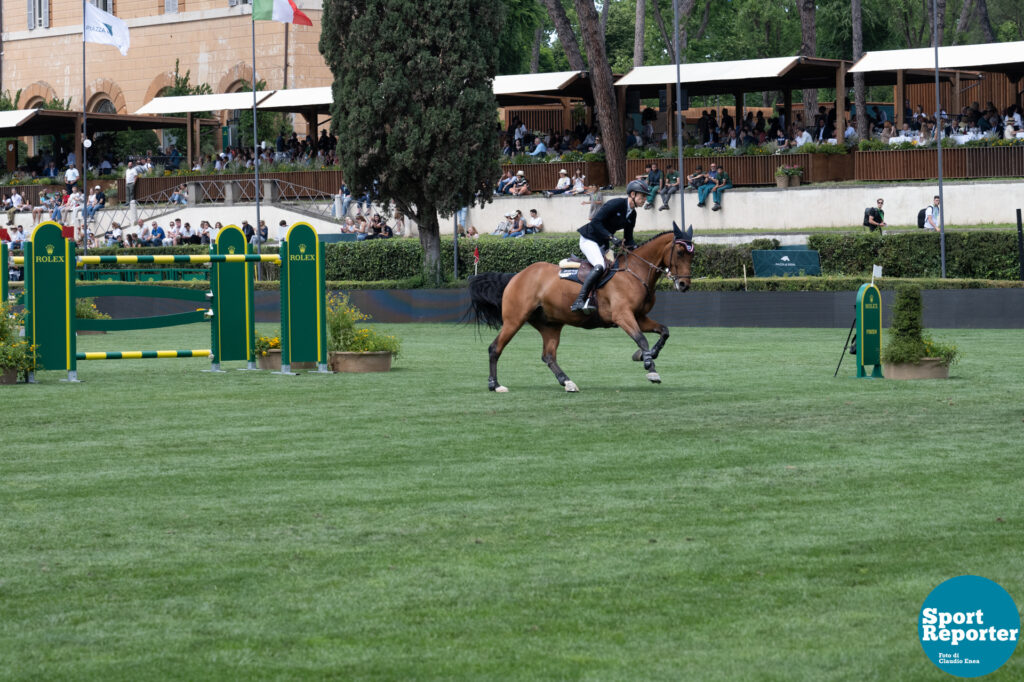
613, 312, 661, 384
631, 315, 669, 361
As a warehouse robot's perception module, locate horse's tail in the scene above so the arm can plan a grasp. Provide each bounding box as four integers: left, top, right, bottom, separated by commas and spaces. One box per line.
467, 272, 516, 330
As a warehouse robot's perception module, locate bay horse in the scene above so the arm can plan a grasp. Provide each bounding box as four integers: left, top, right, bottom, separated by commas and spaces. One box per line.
468, 223, 695, 392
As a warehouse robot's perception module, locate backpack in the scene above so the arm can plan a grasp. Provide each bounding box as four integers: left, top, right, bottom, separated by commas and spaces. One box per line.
917, 207, 928, 229
863, 207, 875, 228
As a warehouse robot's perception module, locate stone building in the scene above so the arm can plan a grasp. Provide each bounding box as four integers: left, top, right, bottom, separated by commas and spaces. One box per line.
1, 0, 329, 131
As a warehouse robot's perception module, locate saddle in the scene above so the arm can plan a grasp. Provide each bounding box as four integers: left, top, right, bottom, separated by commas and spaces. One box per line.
557, 255, 617, 288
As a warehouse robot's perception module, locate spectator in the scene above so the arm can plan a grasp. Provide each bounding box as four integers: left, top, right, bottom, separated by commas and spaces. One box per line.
64, 165, 80, 194
686, 165, 708, 191
658, 167, 680, 211
366, 214, 393, 239
241, 220, 254, 242
545, 169, 572, 198
170, 184, 187, 206
492, 211, 516, 236
104, 222, 122, 247
504, 210, 526, 238
696, 162, 732, 211
571, 169, 587, 195
924, 195, 941, 231
85, 186, 105, 221
510, 170, 530, 196
590, 135, 604, 154
67, 187, 85, 228
355, 186, 371, 215
338, 182, 352, 217
151, 221, 167, 247
525, 208, 543, 234
795, 126, 813, 146
354, 215, 370, 240
99, 158, 113, 175
181, 222, 199, 245
529, 136, 547, 157
10, 225, 27, 248
164, 220, 179, 246
124, 161, 138, 204
863, 198, 887, 232
44, 161, 59, 179
4, 190, 24, 225
255, 220, 269, 245
341, 216, 357, 234
466, 225, 479, 238
643, 163, 663, 209
496, 170, 515, 195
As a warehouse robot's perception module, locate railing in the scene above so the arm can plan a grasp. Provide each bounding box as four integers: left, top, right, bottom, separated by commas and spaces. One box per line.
625, 155, 810, 186
122, 170, 346, 203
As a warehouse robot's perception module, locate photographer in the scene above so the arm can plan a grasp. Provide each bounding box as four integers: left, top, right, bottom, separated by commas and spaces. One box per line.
863, 198, 886, 232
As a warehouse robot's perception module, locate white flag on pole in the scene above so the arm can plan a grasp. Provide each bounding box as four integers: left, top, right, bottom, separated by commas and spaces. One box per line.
84, 3, 130, 56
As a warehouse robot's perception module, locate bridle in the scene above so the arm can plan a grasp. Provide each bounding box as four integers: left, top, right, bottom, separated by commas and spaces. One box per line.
618, 237, 694, 293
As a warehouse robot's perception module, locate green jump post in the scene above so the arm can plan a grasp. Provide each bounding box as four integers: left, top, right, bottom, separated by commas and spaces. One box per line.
278, 222, 329, 375
855, 283, 883, 378
209, 225, 257, 372
25, 222, 77, 382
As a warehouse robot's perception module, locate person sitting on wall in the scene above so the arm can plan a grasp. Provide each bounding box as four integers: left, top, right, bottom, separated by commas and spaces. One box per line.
545, 169, 573, 198
686, 165, 708, 191
696, 163, 731, 211
510, 170, 530, 196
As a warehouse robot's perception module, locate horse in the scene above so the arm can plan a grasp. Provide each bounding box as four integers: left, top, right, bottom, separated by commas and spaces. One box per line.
468, 223, 695, 392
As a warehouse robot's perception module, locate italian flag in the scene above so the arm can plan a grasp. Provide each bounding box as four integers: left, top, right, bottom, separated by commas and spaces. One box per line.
253, 0, 312, 26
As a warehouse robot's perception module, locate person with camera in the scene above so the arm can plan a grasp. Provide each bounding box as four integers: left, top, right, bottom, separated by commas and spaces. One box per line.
863, 198, 887, 232
569, 180, 647, 314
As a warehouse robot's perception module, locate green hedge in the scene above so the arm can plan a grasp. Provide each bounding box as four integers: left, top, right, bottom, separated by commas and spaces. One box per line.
807, 232, 1020, 279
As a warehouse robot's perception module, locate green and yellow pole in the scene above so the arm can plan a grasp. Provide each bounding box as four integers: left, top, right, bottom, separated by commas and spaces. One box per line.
275, 233, 295, 375
1, 242, 8, 304
855, 283, 883, 378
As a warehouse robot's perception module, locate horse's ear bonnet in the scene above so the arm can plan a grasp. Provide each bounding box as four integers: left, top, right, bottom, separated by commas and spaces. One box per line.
672, 222, 695, 251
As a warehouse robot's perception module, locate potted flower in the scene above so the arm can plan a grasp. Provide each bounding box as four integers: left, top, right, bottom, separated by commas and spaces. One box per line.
0, 303, 37, 384
775, 164, 804, 187
882, 285, 960, 379
75, 297, 111, 335
327, 293, 400, 372
254, 332, 282, 370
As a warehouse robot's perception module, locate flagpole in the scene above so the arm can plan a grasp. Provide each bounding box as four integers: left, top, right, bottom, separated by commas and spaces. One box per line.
251, 7, 262, 262
81, 0, 88, 261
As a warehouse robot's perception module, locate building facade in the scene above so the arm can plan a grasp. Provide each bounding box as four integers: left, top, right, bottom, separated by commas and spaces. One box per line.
1, 0, 330, 121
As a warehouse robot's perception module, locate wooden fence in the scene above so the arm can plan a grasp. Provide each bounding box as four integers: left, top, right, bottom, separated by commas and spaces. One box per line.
854, 146, 1024, 181
125, 170, 346, 203
499, 161, 608, 193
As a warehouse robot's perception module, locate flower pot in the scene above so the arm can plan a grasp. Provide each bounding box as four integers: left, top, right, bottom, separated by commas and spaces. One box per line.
789, 175, 802, 187
883, 358, 950, 380
257, 349, 316, 371
775, 176, 788, 188
329, 351, 392, 373
0, 367, 18, 385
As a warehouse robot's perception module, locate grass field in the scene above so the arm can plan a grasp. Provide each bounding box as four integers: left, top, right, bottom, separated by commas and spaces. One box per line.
2, 322, 1022, 680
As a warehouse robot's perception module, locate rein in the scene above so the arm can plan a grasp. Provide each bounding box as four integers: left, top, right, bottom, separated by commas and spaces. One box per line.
617, 238, 693, 293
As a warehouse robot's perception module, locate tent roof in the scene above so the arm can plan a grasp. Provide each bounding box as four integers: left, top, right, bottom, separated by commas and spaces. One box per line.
135, 91, 273, 114
615, 56, 848, 97
850, 40, 1024, 80
0, 109, 212, 137
258, 86, 332, 112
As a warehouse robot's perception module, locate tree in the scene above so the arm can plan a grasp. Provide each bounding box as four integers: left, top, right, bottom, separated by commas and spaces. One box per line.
497, 0, 546, 75
634, 0, 647, 67
572, 0, 625, 185
799, 0, 817, 129
852, 0, 868, 139
320, 0, 502, 282
539, 0, 586, 71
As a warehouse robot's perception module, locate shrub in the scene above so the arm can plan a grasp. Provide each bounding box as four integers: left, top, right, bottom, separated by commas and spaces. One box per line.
326, 293, 400, 356
881, 284, 960, 366
0, 303, 37, 380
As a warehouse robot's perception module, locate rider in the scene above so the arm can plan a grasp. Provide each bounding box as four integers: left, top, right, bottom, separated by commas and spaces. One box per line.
569, 179, 649, 313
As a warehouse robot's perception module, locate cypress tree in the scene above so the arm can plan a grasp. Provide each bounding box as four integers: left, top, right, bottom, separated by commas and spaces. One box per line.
320, 0, 502, 282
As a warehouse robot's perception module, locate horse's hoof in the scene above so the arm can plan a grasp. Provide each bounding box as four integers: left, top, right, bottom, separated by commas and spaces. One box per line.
632, 349, 643, 362
646, 372, 662, 383
564, 380, 579, 392
494, 385, 509, 393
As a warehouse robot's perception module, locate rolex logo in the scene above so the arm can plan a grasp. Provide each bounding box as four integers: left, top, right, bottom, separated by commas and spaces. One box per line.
46, 244, 55, 255
228, 246, 236, 254
299, 243, 307, 254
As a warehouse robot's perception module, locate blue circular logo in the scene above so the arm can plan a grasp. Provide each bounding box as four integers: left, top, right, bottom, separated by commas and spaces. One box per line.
919, 575, 1020, 678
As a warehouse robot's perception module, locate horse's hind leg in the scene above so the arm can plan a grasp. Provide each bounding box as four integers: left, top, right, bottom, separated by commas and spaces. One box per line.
488, 316, 528, 392
536, 324, 578, 392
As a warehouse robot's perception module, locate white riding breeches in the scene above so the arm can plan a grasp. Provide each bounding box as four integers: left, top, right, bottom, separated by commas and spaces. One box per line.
579, 236, 606, 268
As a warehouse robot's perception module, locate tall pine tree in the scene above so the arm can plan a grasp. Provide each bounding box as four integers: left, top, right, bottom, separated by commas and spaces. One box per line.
319, 0, 502, 281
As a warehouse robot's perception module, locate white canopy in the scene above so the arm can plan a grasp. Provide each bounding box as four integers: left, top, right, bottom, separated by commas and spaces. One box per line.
615, 57, 799, 87
135, 91, 273, 115
849, 40, 1024, 73
258, 87, 332, 110
493, 71, 583, 95
0, 109, 40, 129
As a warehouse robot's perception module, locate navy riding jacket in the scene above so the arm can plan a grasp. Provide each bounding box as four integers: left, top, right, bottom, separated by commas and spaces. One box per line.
577, 197, 636, 249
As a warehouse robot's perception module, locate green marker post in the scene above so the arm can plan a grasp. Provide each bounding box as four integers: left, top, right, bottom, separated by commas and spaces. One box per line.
855, 283, 883, 378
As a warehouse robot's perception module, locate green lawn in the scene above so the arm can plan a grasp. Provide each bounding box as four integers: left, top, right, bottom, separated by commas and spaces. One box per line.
2, 323, 1022, 680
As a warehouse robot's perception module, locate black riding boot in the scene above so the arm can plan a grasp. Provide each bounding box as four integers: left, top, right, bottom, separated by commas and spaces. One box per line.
570, 266, 604, 313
